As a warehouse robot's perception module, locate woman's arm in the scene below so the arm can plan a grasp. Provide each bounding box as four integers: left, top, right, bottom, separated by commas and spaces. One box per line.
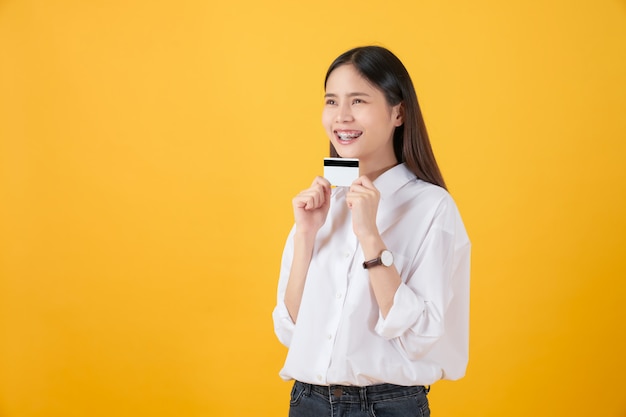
283, 177, 331, 322
373, 198, 470, 364
358, 234, 402, 318
347, 175, 402, 318
283, 230, 317, 322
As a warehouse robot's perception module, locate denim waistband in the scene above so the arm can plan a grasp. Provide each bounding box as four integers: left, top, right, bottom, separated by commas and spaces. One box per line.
296, 380, 429, 403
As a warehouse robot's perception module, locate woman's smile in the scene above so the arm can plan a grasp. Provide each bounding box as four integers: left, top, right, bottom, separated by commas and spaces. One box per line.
335, 130, 363, 142
322, 64, 402, 174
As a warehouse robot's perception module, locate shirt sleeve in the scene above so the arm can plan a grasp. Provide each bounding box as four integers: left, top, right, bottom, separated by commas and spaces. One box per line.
374, 197, 470, 361
272, 226, 296, 348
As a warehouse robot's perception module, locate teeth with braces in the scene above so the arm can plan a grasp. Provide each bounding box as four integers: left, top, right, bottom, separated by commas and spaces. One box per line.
337, 132, 361, 140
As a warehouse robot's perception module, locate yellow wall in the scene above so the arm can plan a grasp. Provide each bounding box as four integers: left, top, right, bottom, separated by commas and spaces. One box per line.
1, 0, 625, 416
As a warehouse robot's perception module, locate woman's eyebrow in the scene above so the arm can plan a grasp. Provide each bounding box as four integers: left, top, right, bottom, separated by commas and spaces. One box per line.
324, 92, 371, 98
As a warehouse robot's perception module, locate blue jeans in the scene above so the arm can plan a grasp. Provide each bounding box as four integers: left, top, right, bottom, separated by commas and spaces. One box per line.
289, 381, 430, 417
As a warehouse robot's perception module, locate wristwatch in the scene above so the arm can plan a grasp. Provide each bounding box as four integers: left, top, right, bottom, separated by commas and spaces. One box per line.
362, 250, 394, 269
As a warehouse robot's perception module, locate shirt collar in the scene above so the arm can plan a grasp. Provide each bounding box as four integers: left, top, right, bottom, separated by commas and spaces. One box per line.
373, 163, 417, 200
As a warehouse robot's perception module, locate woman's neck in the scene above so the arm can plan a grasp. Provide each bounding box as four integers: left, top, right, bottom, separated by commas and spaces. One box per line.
360, 160, 399, 182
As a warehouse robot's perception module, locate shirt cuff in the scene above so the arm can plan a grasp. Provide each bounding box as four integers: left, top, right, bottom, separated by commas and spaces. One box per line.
272, 303, 295, 347
374, 284, 424, 340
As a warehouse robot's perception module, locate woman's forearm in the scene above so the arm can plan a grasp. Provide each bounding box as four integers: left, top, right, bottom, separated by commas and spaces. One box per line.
284, 231, 317, 322
359, 233, 402, 318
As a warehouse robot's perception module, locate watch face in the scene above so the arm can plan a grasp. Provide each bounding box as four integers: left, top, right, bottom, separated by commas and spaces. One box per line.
381, 250, 393, 267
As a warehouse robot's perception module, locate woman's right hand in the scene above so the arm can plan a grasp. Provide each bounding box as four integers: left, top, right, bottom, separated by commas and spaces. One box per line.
292, 176, 331, 235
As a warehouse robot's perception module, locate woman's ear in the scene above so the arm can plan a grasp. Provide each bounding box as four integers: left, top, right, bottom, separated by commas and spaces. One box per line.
393, 102, 405, 127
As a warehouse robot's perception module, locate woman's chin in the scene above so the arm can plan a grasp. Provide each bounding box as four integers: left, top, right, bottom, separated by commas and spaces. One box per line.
333, 145, 360, 159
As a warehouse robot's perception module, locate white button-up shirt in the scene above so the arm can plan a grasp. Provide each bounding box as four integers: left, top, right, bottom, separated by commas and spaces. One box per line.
273, 163, 471, 386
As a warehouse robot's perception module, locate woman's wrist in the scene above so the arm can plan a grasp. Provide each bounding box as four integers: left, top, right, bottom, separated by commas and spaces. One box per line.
358, 233, 386, 260
293, 229, 318, 260
294, 228, 318, 244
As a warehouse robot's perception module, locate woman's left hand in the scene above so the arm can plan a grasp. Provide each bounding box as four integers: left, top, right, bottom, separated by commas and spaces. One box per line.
346, 176, 381, 241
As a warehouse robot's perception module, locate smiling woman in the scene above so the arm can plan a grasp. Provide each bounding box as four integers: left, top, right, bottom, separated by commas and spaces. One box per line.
273, 46, 471, 417
323, 64, 402, 178
2, 0, 625, 416
325, 47, 446, 191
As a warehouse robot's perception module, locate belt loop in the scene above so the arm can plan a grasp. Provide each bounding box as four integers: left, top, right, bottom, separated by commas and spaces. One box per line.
425, 385, 431, 394
303, 382, 311, 396
359, 386, 368, 411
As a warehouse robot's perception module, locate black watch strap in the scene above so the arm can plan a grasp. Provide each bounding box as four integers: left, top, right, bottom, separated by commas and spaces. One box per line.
362, 257, 382, 269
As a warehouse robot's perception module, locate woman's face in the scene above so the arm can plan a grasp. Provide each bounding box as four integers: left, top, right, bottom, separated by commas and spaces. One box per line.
322, 64, 403, 172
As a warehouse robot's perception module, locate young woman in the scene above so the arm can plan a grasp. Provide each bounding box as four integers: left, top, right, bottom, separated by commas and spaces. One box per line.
273, 46, 471, 417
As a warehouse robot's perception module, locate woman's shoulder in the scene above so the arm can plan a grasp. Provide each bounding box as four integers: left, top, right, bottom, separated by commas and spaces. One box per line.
407, 178, 452, 203
401, 178, 465, 222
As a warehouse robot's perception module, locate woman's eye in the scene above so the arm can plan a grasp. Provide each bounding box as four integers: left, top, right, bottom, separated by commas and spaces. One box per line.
325, 99, 336, 105
353, 98, 363, 104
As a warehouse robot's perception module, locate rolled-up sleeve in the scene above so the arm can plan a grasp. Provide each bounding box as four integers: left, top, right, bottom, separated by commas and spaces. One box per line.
272, 227, 296, 347
375, 199, 467, 361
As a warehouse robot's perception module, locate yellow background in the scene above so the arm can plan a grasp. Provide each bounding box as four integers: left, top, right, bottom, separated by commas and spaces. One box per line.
1, 0, 625, 416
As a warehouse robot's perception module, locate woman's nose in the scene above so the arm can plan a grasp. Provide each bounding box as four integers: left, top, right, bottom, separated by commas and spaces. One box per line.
336, 103, 354, 123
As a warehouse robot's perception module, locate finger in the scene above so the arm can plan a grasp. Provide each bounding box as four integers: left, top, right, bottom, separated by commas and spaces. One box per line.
351, 175, 376, 189
349, 183, 369, 193
351, 175, 368, 186
345, 192, 366, 208
293, 194, 310, 209
301, 193, 320, 210
346, 184, 378, 198
312, 176, 331, 191
297, 186, 326, 210
311, 178, 332, 205
293, 177, 331, 210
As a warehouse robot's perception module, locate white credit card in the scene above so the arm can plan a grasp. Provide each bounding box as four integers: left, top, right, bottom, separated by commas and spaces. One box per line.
324, 158, 359, 187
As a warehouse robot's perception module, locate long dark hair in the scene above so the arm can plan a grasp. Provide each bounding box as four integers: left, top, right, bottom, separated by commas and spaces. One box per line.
325, 46, 447, 190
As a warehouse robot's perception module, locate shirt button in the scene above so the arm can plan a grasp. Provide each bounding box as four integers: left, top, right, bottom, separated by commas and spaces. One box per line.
336, 292, 342, 299
344, 252, 351, 259
327, 334, 332, 340
317, 375, 323, 382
